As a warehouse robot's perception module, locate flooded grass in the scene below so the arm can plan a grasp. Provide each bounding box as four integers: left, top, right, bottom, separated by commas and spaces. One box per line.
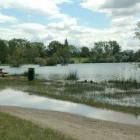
0, 112, 76, 140
63, 82, 105, 94
108, 79, 140, 90
0, 76, 140, 115
65, 72, 78, 80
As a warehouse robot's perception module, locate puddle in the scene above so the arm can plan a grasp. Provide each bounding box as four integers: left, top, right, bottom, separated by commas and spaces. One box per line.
0, 89, 140, 126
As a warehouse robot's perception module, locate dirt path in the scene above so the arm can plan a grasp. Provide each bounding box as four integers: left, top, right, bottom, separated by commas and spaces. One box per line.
0, 106, 140, 140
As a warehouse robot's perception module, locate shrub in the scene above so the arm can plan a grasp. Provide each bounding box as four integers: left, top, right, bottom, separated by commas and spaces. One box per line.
46, 57, 57, 66
34, 57, 47, 66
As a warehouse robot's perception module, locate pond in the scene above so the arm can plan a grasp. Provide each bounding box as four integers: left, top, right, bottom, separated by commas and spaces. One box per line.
1, 63, 140, 82
0, 89, 140, 126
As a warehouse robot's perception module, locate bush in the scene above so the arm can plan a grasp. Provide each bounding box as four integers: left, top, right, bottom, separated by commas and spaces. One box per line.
10, 60, 20, 67
46, 57, 57, 66
34, 57, 47, 66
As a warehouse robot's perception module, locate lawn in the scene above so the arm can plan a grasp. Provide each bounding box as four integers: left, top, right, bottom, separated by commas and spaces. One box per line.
0, 112, 75, 140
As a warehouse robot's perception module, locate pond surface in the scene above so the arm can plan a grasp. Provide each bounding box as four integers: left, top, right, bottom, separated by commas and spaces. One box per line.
0, 89, 140, 126
1, 63, 140, 82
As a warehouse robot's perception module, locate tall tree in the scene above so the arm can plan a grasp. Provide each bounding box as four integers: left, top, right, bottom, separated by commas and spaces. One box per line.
81, 47, 90, 57
64, 38, 68, 47
0, 39, 8, 63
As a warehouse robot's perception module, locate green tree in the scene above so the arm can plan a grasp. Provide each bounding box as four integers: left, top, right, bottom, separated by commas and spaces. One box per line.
109, 41, 121, 55
0, 39, 8, 63
47, 41, 62, 57
64, 38, 68, 47
47, 40, 71, 64
81, 47, 90, 57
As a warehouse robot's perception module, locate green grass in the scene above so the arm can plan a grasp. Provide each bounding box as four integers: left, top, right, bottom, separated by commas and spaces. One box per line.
71, 57, 90, 63
0, 76, 140, 115
108, 79, 140, 90
65, 72, 78, 80
0, 112, 75, 140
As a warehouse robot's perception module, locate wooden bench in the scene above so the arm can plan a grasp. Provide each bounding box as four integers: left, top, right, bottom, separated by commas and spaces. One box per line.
0, 68, 8, 77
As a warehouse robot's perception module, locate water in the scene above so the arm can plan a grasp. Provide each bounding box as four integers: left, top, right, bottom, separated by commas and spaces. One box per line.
1, 63, 140, 82
0, 89, 140, 126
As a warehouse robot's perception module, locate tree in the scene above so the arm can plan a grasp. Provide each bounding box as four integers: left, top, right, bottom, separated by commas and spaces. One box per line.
46, 40, 71, 64
0, 39, 8, 63
92, 42, 104, 62
47, 41, 62, 57
69, 45, 80, 57
64, 38, 68, 47
90, 41, 121, 62
109, 41, 121, 55
81, 47, 90, 57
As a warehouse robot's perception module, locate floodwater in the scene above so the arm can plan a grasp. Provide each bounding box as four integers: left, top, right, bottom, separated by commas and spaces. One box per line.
1, 63, 140, 82
0, 89, 140, 126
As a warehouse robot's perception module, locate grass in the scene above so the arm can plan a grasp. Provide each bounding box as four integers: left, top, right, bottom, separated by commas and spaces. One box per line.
0, 112, 75, 140
65, 72, 78, 80
71, 57, 90, 63
0, 76, 140, 115
108, 79, 140, 90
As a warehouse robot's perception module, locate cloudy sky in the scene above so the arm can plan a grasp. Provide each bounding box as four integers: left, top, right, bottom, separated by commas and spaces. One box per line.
0, 0, 140, 50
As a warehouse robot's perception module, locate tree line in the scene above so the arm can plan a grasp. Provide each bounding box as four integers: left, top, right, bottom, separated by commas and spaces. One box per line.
0, 38, 140, 67
0, 22, 140, 66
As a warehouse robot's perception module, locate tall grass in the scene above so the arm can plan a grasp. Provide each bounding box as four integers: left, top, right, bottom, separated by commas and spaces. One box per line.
65, 71, 78, 80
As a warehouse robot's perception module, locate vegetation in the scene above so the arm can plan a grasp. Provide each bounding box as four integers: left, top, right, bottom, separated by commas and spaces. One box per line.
0, 76, 140, 115
0, 112, 75, 140
65, 72, 78, 80
1, 23, 140, 67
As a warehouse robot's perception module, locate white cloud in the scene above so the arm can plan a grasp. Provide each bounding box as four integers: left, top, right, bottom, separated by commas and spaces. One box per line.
80, 0, 140, 49
0, 19, 139, 50
0, 13, 17, 23
14, 23, 46, 34
0, 0, 73, 20
0, 0, 139, 50
80, 0, 140, 18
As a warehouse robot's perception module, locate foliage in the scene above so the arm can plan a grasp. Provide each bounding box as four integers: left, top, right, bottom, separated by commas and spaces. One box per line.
47, 39, 71, 64
90, 41, 121, 62
66, 72, 78, 80
81, 47, 90, 57
46, 55, 58, 66
0, 39, 8, 63
0, 37, 140, 65
34, 57, 47, 66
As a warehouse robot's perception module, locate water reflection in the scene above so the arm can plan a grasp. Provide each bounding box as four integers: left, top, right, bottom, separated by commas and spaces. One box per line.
0, 89, 140, 126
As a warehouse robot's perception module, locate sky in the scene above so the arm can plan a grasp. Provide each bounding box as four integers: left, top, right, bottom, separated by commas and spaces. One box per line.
0, 0, 140, 50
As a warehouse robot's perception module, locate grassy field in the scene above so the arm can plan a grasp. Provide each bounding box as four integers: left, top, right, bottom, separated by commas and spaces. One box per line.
0, 76, 140, 115
0, 112, 75, 140
71, 57, 90, 63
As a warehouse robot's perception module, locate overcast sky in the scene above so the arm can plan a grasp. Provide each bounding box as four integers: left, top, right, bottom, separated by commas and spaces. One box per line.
0, 0, 140, 50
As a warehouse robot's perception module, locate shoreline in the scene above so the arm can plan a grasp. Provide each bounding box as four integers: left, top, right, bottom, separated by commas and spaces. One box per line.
0, 106, 140, 140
